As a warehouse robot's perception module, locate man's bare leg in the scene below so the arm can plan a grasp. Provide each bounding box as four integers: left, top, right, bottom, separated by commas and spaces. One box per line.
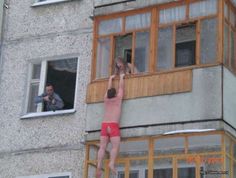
96, 136, 109, 178
109, 136, 120, 175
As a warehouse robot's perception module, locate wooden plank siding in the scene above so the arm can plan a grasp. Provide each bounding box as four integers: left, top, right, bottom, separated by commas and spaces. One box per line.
86, 70, 192, 103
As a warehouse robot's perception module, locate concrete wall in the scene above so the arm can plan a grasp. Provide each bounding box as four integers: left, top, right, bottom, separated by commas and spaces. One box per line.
86, 66, 222, 131
0, 148, 84, 178
223, 67, 236, 129
0, 0, 93, 177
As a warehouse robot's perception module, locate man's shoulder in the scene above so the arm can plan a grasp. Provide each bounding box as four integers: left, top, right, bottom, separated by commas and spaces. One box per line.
53, 92, 60, 96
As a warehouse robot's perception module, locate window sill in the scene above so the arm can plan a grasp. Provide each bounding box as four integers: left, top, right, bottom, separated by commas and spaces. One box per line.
20, 109, 76, 119
31, 0, 72, 7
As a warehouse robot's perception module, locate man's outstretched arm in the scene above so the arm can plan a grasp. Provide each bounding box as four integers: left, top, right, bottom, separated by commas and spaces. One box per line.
104, 75, 116, 98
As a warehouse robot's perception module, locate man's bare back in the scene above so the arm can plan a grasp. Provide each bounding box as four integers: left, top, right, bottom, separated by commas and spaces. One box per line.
103, 88, 123, 123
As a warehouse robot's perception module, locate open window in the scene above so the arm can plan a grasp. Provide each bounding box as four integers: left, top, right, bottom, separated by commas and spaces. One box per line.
95, 12, 151, 79
114, 33, 133, 74
25, 58, 78, 116
175, 23, 196, 67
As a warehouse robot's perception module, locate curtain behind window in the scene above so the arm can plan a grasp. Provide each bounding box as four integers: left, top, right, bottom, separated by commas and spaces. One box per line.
189, 0, 217, 18
159, 6, 186, 24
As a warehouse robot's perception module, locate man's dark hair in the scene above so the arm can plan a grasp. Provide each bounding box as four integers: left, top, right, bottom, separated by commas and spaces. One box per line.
107, 88, 116, 98
46, 83, 53, 88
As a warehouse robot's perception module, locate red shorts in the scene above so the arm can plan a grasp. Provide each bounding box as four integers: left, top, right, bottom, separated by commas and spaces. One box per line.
100, 122, 120, 137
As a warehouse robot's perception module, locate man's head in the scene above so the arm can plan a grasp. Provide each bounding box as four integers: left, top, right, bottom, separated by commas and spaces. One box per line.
45, 83, 54, 96
107, 88, 116, 99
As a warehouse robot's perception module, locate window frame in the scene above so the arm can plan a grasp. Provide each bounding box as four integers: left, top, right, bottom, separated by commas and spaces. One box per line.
22, 57, 79, 119
92, 0, 220, 81
16, 172, 72, 178
32, 0, 72, 7
84, 131, 228, 178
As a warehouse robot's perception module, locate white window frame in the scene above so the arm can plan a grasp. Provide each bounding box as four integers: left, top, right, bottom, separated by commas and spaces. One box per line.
32, 0, 72, 7
16, 172, 72, 178
21, 58, 79, 119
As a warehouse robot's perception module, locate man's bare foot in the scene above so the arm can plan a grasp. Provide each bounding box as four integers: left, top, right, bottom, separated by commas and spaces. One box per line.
108, 162, 117, 175
96, 168, 102, 178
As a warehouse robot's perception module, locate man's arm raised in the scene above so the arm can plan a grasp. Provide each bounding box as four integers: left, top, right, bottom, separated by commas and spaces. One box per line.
104, 75, 116, 99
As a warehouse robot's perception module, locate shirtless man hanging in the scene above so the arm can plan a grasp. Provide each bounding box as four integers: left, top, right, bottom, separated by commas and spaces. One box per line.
96, 73, 125, 178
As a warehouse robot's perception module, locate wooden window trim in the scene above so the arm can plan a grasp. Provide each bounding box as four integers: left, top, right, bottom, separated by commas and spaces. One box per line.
196, 20, 201, 65
89, 0, 222, 103
84, 131, 227, 178
89, 63, 220, 84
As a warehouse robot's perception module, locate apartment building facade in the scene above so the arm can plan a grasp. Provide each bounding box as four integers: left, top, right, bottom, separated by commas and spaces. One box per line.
0, 0, 236, 178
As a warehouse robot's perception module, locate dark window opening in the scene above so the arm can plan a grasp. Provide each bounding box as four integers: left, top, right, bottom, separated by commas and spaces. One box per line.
175, 23, 196, 67
114, 34, 133, 73
124, 49, 132, 64
46, 58, 77, 111
145, 168, 172, 178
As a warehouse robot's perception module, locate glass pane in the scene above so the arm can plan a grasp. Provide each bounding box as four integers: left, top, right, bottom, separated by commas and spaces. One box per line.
154, 137, 185, 156
200, 18, 217, 64
200, 154, 224, 178
32, 64, 41, 79
188, 135, 221, 153
112, 163, 125, 178
234, 143, 236, 159
178, 159, 196, 178
126, 13, 151, 31
117, 140, 149, 158
159, 5, 186, 24
225, 3, 229, 19
230, 30, 235, 70
152, 158, 173, 178
114, 34, 132, 74
224, 23, 229, 65
230, 9, 235, 27
47, 58, 77, 110
129, 160, 147, 178
89, 145, 98, 161
27, 83, 39, 113
88, 164, 98, 178
189, 0, 217, 18
118, 170, 139, 178
234, 161, 236, 178
232, 30, 236, 71
175, 23, 196, 67
226, 156, 231, 178
225, 136, 231, 156
135, 31, 150, 73
99, 18, 122, 35
96, 37, 110, 78
157, 27, 173, 71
